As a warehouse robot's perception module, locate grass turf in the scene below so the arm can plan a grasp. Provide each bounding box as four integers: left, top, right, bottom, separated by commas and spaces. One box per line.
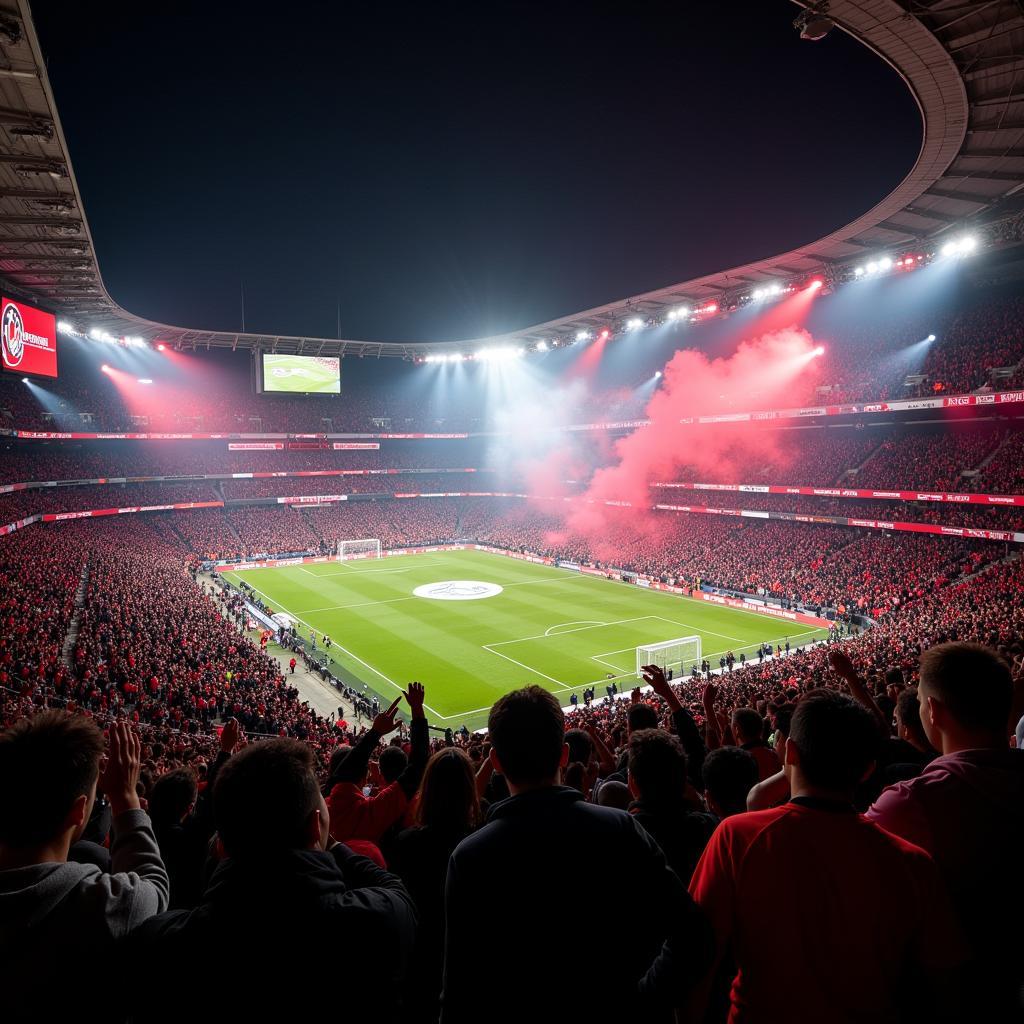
223, 549, 827, 730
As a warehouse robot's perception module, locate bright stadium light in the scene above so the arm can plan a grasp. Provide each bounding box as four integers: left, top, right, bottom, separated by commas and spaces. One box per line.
100, 364, 110, 374
769, 283, 782, 295
854, 266, 864, 276
752, 288, 765, 300
137, 378, 153, 384
866, 261, 878, 274
676, 305, 690, 318
156, 343, 167, 352
960, 235, 977, 253
575, 329, 591, 342
625, 317, 643, 332
879, 256, 893, 271
813, 346, 825, 356
654, 370, 662, 379
21, 377, 28, 384
535, 340, 548, 352
57, 320, 73, 333
927, 334, 936, 342
941, 241, 957, 257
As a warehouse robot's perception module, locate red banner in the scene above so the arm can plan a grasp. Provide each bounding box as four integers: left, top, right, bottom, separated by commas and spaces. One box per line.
332, 443, 380, 450
654, 481, 1024, 507
42, 500, 223, 522
653, 503, 1024, 543
228, 443, 286, 450
1, 297, 57, 378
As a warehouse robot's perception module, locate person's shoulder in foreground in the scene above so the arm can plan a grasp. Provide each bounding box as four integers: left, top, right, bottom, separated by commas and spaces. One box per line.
689, 689, 966, 1024
0, 714, 169, 1020
130, 734, 416, 1022
442, 685, 713, 1024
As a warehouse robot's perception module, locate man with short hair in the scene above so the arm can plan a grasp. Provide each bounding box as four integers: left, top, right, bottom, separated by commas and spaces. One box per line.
132, 737, 416, 1022
730, 707, 779, 781
867, 642, 1024, 1017
0, 715, 169, 1019
701, 746, 759, 818
442, 685, 712, 1023
628, 728, 717, 883
689, 690, 964, 1023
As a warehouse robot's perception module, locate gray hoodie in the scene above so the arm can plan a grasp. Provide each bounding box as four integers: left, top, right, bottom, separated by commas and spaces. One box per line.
0, 808, 169, 1020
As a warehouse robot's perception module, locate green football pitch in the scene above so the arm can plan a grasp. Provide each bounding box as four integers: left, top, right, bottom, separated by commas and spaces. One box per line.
222, 549, 828, 730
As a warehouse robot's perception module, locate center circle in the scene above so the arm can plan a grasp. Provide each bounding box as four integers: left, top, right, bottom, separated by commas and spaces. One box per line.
413, 580, 504, 601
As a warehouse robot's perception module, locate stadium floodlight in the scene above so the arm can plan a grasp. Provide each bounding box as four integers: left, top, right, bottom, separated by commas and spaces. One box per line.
57, 320, 73, 333
21, 377, 28, 384
752, 288, 765, 300
769, 283, 782, 296
337, 538, 382, 562
960, 235, 977, 252
535, 340, 549, 352
866, 261, 878, 274
626, 317, 643, 332
675, 305, 690, 318
813, 345, 826, 356
879, 257, 893, 271
137, 378, 153, 384
575, 329, 591, 342
156, 342, 167, 351
654, 370, 662, 379
854, 266, 864, 277
636, 635, 702, 679
941, 241, 957, 257
926, 334, 936, 342
100, 364, 110, 373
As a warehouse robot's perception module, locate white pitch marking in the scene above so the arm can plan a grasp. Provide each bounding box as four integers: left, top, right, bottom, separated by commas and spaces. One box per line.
485, 616, 651, 648
480, 644, 564, 687
544, 620, 606, 637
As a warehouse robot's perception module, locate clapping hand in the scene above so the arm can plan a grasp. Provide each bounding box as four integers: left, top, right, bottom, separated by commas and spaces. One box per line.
99, 719, 142, 817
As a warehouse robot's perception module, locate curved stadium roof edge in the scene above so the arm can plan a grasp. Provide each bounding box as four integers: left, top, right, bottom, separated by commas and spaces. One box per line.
1, 0, 1023, 359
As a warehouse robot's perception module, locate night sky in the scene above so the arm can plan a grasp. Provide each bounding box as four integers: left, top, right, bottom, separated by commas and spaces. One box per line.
32, 1, 919, 343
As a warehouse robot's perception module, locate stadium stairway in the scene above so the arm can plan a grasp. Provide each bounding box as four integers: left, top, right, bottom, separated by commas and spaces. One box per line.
840, 438, 885, 482
969, 429, 1012, 477
60, 559, 90, 667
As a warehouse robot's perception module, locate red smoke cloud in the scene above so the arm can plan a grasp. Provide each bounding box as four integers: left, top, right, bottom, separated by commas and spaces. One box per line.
537, 327, 824, 544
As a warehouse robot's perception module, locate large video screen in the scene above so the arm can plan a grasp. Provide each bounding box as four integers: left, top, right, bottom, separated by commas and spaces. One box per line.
1, 296, 58, 379
261, 353, 341, 394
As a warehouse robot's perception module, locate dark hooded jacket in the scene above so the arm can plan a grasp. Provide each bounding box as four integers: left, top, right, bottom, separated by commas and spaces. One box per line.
129, 844, 415, 1022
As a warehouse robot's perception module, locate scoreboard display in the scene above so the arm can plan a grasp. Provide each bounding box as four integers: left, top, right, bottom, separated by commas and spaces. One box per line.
1, 297, 58, 379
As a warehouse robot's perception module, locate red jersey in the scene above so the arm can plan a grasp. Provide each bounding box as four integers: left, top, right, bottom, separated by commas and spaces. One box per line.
689, 800, 964, 1024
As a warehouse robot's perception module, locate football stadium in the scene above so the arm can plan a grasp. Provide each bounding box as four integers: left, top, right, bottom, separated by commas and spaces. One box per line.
1, 1, 1023, 1021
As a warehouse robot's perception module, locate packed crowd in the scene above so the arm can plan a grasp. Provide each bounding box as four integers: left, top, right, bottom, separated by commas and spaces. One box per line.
3, 286, 1023, 438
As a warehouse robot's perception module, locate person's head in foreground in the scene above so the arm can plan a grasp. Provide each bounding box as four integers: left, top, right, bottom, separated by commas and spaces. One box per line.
214, 738, 329, 858
916, 642, 1013, 755
415, 747, 480, 832
702, 745, 759, 817
627, 728, 687, 807
487, 685, 567, 791
784, 690, 880, 800
0, 711, 104, 867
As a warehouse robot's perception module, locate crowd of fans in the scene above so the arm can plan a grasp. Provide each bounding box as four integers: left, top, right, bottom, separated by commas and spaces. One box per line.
1, 523, 1021, 1019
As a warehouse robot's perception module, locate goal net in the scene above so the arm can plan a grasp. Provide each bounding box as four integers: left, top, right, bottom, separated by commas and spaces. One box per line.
636, 635, 702, 679
336, 538, 382, 562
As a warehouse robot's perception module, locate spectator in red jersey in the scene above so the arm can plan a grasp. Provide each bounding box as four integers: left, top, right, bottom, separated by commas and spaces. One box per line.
867, 643, 1024, 1019
728, 706, 779, 781
688, 690, 965, 1024
130, 737, 416, 1024
442, 685, 712, 1024
325, 684, 428, 844
0, 716, 169, 1023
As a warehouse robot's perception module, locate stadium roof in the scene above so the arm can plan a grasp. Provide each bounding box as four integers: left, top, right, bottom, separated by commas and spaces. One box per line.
1, 0, 1023, 359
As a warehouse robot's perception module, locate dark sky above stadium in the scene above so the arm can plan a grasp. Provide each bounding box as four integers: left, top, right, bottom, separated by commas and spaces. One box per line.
33, 1, 919, 344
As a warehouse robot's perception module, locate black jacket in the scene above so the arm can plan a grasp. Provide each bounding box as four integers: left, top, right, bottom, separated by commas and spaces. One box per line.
629, 800, 718, 886
441, 786, 712, 1024
129, 845, 416, 1022
393, 824, 475, 1024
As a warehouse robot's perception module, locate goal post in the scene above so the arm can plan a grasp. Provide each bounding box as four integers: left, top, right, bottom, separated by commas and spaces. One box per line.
336, 538, 382, 562
636, 635, 702, 679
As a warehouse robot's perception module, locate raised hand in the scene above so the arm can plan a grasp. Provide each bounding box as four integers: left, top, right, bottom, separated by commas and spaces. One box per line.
371, 697, 402, 737
630, 687, 642, 705
99, 719, 142, 817
403, 681, 426, 719
828, 648, 857, 681
219, 717, 243, 753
